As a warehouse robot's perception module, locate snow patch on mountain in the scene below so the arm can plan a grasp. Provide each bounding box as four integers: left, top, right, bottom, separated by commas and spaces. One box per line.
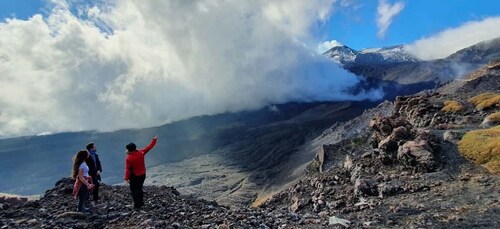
367, 45, 420, 63
324, 44, 420, 65
323, 45, 358, 64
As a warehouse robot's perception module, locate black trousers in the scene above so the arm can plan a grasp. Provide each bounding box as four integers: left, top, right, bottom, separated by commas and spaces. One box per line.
77, 185, 89, 212
91, 175, 100, 202
129, 174, 146, 209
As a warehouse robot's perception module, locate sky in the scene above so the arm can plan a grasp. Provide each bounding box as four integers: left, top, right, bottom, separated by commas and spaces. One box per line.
320, 0, 500, 50
0, 0, 499, 138
2, 0, 499, 51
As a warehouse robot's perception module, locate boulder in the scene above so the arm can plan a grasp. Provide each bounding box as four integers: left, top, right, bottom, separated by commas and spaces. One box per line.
394, 94, 443, 128
378, 134, 398, 152
443, 131, 463, 142
290, 197, 304, 213
328, 216, 351, 227
390, 116, 410, 128
53, 177, 77, 195
343, 155, 353, 171
459, 115, 475, 125
392, 126, 410, 140
350, 166, 362, 184
354, 179, 378, 196
378, 180, 403, 198
397, 140, 437, 171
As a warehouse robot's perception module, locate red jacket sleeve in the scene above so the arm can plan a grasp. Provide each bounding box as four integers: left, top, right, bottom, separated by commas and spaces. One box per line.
124, 156, 132, 181
141, 138, 157, 155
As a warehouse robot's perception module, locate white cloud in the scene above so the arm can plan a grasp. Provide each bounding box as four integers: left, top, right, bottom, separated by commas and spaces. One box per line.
404, 17, 500, 60
317, 39, 344, 53
0, 0, 381, 138
376, 0, 404, 39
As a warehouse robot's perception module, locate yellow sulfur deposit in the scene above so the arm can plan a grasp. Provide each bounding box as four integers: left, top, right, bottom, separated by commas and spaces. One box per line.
441, 100, 465, 112
458, 126, 500, 174
468, 93, 500, 111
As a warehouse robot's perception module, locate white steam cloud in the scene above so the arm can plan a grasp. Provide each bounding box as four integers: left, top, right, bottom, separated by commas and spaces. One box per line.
405, 17, 500, 60
317, 39, 344, 53
376, 0, 404, 39
0, 0, 381, 138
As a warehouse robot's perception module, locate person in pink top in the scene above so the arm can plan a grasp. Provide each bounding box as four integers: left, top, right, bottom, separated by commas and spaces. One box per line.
72, 150, 94, 212
124, 136, 158, 209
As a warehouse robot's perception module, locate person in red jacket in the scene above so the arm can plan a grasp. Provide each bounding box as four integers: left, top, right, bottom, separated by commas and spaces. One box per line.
124, 136, 158, 209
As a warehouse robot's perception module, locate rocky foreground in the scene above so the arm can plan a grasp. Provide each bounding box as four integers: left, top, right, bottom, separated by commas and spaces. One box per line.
1, 178, 297, 229
3, 160, 496, 229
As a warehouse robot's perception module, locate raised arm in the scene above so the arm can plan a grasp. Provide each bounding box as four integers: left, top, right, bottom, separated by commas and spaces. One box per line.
141, 136, 158, 155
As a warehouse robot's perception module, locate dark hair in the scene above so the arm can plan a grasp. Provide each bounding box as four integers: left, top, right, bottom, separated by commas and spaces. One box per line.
86, 142, 95, 151
126, 143, 137, 152
72, 150, 88, 178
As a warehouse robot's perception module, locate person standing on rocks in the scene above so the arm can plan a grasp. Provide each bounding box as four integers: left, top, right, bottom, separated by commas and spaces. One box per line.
124, 136, 158, 209
85, 142, 102, 204
72, 150, 94, 212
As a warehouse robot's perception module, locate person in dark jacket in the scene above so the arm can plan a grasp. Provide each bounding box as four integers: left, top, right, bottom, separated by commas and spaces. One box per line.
124, 136, 158, 209
86, 142, 102, 204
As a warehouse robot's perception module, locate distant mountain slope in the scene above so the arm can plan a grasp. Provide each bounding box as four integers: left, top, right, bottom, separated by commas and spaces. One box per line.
323, 45, 358, 65
356, 45, 420, 64
327, 37, 500, 85
446, 37, 500, 64
324, 44, 419, 65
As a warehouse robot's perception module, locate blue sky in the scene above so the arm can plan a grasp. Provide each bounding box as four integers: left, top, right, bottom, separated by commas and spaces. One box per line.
1, 0, 499, 50
320, 0, 500, 49
0, 0, 45, 20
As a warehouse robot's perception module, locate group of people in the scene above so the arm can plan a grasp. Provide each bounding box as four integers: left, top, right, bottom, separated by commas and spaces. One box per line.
71, 136, 158, 212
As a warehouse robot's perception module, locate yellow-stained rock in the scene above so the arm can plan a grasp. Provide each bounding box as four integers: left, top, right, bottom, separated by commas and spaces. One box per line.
458, 126, 500, 173
441, 100, 465, 112
468, 93, 500, 111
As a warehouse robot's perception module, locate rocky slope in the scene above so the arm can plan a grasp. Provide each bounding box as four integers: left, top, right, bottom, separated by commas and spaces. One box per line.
258, 61, 500, 228
2, 62, 499, 229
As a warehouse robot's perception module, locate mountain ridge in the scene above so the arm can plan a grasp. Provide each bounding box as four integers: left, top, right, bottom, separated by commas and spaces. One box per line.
323, 44, 420, 65
325, 37, 500, 85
